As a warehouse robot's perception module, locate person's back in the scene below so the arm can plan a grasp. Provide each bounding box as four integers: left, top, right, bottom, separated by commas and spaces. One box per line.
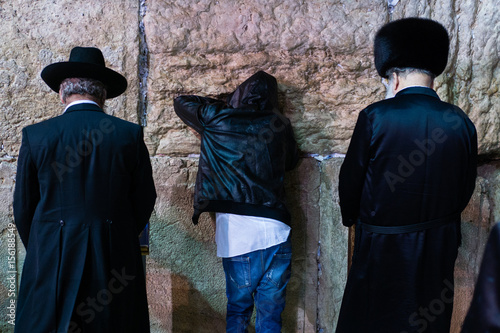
24, 106, 148, 220
336, 18, 477, 333
174, 71, 299, 332
14, 47, 156, 333
351, 87, 477, 226
174, 71, 298, 224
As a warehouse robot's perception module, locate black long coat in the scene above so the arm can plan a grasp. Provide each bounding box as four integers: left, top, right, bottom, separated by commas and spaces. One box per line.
337, 87, 477, 333
13, 103, 156, 333
461, 222, 500, 332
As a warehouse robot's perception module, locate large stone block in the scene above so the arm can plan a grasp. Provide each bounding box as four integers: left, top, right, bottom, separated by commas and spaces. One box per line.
1, 0, 499, 332
0, 161, 19, 331
318, 157, 348, 332
143, 0, 499, 158
145, 155, 351, 331
391, 0, 500, 157
452, 161, 500, 332
0, 0, 141, 157
143, 0, 387, 156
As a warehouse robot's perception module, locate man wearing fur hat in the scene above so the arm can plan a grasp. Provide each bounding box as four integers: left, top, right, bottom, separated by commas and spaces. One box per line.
13, 47, 156, 332
337, 18, 477, 332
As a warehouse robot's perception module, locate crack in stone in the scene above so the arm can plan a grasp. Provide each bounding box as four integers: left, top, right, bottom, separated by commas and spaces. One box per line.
138, 0, 149, 127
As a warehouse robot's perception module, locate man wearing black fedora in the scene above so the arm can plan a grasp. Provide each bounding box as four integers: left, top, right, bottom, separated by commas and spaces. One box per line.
337, 18, 477, 332
13, 47, 156, 332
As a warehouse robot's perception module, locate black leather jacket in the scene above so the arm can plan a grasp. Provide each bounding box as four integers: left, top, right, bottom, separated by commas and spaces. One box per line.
174, 71, 299, 224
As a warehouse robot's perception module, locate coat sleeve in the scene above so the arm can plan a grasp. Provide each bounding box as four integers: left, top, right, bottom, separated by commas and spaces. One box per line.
130, 128, 157, 234
173, 95, 223, 133
462, 124, 478, 211
338, 110, 372, 227
13, 128, 40, 247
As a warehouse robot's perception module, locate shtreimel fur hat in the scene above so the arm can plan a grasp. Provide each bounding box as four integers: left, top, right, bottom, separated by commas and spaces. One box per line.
374, 17, 449, 78
41, 46, 127, 99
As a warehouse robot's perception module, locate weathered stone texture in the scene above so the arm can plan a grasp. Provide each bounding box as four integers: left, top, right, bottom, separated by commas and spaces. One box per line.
0, 161, 18, 331
452, 162, 500, 332
147, 156, 226, 332
318, 158, 348, 332
147, 156, 347, 332
143, 0, 387, 156
392, 0, 500, 157
0, 0, 141, 157
143, 0, 499, 158
1, 0, 499, 332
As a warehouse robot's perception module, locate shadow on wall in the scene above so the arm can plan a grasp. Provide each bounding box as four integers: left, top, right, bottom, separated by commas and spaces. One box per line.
171, 273, 226, 332
147, 259, 226, 333
283, 157, 319, 332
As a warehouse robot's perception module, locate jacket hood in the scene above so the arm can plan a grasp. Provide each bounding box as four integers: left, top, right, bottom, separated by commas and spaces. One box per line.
227, 71, 279, 112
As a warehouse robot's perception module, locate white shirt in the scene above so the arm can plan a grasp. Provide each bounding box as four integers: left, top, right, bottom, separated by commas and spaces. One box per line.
63, 100, 99, 113
215, 213, 291, 258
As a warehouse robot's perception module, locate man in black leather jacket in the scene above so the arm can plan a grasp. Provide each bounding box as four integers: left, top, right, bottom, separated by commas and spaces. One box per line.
174, 71, 299, 332
336, 18, 477, 333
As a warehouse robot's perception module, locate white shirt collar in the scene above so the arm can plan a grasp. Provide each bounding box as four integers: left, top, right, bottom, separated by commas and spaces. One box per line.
399, 85, 432, 92
63, 100, 100, 114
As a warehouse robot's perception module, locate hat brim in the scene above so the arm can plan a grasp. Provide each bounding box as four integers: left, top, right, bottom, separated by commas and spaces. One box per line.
41, 62, 127, 99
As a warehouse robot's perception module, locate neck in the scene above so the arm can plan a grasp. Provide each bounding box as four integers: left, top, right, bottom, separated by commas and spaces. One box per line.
62, 94, 104, 108
392, 73, 434, 95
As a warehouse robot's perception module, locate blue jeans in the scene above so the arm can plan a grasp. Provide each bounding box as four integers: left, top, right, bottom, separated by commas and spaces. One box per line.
222, 238, 292, 333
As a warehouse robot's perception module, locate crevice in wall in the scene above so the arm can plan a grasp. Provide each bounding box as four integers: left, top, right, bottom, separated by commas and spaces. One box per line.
316, 158, 325, 333
138, 0, 149, 127
316, 239, 323, 332
387, 0, 400, 21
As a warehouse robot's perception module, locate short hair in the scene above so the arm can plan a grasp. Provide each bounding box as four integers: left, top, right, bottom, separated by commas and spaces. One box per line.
60, 78, 107, 105
386, 67, 436, 81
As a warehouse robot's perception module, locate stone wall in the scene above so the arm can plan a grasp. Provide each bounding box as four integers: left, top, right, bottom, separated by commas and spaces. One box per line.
0, 0, 499, 332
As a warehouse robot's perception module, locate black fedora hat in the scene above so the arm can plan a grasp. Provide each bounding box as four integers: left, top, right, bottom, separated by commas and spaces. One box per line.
41, 46, 127, 99
374, 18, 449, 78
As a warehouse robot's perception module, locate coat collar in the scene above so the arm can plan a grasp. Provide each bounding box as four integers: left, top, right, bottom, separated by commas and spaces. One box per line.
63, 102, 104, 114
395, 86, 440, 100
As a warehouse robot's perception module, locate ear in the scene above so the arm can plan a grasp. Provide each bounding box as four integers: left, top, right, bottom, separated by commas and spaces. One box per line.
59, 90, 65, 104
391, 72, 400, 94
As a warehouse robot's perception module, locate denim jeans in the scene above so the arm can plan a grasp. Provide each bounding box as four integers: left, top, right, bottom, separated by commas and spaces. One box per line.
222, 237, 292, 333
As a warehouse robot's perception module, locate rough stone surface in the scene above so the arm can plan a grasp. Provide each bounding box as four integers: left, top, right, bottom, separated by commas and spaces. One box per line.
143, 0, 499, 157
318, 158, 349, 333
0, 0, 140, 157
392, 0, 500, 158
0, 0, 499, 332
452, 162, 500, 332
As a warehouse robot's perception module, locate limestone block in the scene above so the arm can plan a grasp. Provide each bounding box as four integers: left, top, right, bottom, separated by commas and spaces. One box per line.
148, 156, 329, 332
284, 158, 321, 332
318, 157, 348, 332
391, 0, 500, 157
0, 161, 19, 330
143, 0, 387, 156
144, 0, 499, 158
147, 156, 226, 332
0, 0, 141, 157
156, 129, 201, 156
452, 162, 500, 332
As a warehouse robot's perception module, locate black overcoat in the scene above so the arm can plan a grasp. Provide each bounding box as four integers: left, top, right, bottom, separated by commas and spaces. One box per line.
337, 87, 477, 333
461, 222, 500, 332
13, 103, 156, 333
